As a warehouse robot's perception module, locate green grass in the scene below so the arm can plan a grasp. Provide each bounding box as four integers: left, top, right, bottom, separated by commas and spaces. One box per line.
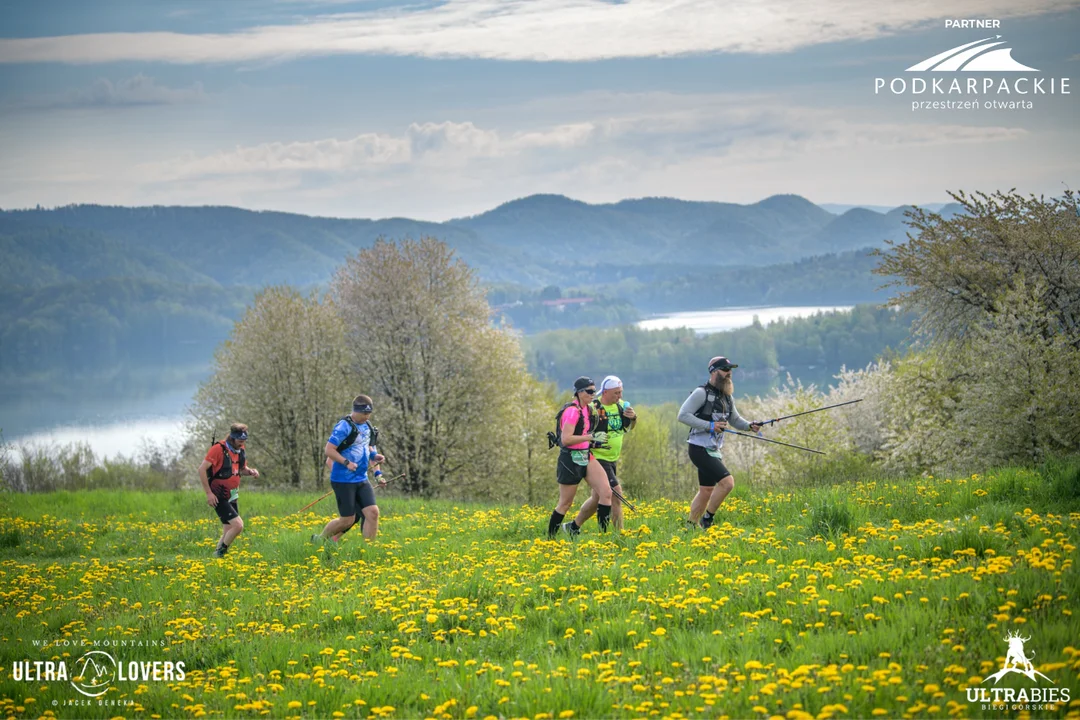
807, 492, 856, 538
1, 462, 1080, 719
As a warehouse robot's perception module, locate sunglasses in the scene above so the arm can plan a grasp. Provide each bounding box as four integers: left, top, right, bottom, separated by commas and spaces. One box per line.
581, 388, 597, 395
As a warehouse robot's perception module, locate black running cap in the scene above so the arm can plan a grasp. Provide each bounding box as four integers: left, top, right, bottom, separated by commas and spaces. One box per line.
708, 356, 738, 372
573, 376, 595, 392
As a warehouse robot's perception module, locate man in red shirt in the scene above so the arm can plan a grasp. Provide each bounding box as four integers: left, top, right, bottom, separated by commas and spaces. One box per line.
198, 423, 260, 558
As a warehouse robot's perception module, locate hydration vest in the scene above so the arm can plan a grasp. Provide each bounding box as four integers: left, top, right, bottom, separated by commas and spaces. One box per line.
207, 440, 246, 481
335, 417, 379, 452
592, 399, 630, 434
689, 383, 733, 441
547, 401, 595, 449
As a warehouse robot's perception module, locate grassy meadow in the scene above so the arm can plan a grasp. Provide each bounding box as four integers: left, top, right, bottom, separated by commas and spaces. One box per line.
2, 462, 1080, 719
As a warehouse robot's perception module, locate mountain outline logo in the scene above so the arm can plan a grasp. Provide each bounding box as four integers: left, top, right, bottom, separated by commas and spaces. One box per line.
907, 36, 1038, 72
71, 650, 117, 698
982, 631, 1054, 685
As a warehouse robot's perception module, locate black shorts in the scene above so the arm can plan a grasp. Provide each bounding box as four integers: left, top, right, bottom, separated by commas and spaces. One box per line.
556, 449, 590, 485
688, 444, 732, 487
210, 482, 239, 524
597, 459, 620, 488
332, 481, 377, 518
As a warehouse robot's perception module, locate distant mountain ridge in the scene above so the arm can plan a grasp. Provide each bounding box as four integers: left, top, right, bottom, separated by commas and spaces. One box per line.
819, 202, 952, 215
450, 193, 890, 267
0, 206, 536, 287
1, 193, 962, 289
2, 192, 953, 387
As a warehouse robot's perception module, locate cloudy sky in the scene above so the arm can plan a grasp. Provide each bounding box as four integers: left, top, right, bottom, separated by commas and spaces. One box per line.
0, 0, 1077, 220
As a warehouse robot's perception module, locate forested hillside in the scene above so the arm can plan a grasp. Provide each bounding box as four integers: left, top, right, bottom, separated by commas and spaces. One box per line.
2, 195, 954, 288
0, 195, 948, 391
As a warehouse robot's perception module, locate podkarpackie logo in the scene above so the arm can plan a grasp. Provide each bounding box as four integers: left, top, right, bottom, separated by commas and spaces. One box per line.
905, 36, 1038, 72
965, 631, 1071, 711
12, 649, 185, 701
874, 19, 1070, 112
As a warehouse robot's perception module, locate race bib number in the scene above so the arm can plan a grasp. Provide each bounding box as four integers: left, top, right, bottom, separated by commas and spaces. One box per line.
570, 450, 590, 466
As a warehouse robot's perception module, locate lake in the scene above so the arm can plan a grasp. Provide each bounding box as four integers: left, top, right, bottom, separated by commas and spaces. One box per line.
1, 376, 199, 461
627, 305, 857, 403
637, 305, 853, 334
4, 305, 854, 460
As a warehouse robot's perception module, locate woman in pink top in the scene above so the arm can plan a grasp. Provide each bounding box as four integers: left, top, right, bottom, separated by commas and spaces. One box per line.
546, 376, 614, 537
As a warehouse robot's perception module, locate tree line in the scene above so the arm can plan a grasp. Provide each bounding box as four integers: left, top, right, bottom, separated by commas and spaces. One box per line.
486, 248, 890, 323
522, 304, 916, 391
487, 284, 640, 333
585, 248, 890, 312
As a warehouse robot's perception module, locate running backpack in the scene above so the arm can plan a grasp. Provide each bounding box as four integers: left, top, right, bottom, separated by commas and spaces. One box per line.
547, 402, 592, 449
693, 383, 731, 421
206, 439, 246, 481
689, 383, 731, 439
592, 399, 631, 434
335, 417, 379, 452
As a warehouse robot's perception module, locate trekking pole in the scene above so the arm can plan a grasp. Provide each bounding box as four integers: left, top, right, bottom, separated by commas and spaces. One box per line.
757, 399, 863, 427
377, 472, 406, 486
293, 469, 405, 516
611, 487, 637, 513
292, 489, 334, 515
722, 429, 826, 455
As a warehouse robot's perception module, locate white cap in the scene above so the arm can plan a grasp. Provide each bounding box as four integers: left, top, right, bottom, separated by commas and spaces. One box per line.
599, 375, 623, 392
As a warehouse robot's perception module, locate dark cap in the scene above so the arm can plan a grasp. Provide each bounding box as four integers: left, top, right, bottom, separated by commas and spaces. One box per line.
573, 376, 595, 392
708, 356, 738, 372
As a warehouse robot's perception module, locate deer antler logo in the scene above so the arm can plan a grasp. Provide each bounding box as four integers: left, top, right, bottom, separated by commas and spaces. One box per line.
982, 631, 1054, 685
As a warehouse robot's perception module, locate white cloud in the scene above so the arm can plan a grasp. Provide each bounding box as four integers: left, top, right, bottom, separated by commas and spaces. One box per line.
149, 120, 599, 179
152, 95, 1026, 181
117, 95, 1031, 221
0, 0, 1073, 64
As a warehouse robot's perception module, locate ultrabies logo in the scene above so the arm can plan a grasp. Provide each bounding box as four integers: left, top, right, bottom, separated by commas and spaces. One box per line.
12, 650, 185, 698
965, 632, 1070, 712
874, 19, 1070, 112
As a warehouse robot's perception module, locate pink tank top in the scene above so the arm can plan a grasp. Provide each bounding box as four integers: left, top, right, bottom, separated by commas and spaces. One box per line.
561, 402, 592, 450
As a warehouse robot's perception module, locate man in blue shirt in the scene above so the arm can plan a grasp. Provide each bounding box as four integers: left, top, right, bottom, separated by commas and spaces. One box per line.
313, 394, 387, 541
